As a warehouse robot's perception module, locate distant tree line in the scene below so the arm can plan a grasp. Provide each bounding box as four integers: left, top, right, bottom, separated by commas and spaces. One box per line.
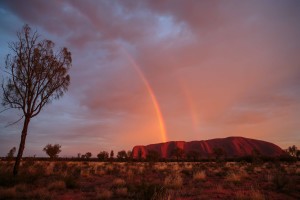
3, 144, 299, 163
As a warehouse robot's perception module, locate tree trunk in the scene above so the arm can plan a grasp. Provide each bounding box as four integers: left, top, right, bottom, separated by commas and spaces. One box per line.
13, 116, 30, 176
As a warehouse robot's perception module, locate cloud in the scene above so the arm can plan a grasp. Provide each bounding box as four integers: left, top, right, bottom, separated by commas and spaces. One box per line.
0, 0, 299, 156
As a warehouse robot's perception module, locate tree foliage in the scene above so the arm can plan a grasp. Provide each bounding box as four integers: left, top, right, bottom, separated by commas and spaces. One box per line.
110, 150, 114, 159
85, 152, 92, 159
212, 147, 225, 161
117, 150, 128, 160
170, 147, 185, 161
186, 150, 201, 161
1, 24, 71, 175
97, 151, 109, 161
7, 147, 16, 158
288, 145, 298, 157
43, 144, 61, 159
146, 150, 161, 162
137, 149, 143, 160
2, 24, 71, 117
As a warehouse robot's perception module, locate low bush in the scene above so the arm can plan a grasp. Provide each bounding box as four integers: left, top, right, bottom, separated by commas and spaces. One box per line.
193, 170, 206, 181
164, 173, 183, 189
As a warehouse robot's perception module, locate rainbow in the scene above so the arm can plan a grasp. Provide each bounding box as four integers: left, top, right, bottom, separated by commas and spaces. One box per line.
177, 77, 199, 133
122, 50, 167, 142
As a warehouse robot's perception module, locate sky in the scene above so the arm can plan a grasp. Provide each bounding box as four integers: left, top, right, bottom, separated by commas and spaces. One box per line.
0, 0, 299, 157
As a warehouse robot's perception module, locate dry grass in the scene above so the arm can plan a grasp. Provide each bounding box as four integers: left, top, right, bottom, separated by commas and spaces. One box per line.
95, 168, 106, 176
24, 188, 52, 200
184, 163, 193, 170
226, 169, 248, 184
45, 162, 54, 175
80, 168, 90, 177
172, 163, 181, 172
126, 169, 134, 179
193, 170, 206, 181
152, 186, 172, 200
115, 187, 128, 197
96, 188, 113, 199
214, 184, 226, 194
0, 161, 298, 199
235, 188, 265, 200
254, 167, 262, 173
15, 184, 27, 193
154, 163, 168, 171
105, 164, 115, 173
112, 178, 126, 187
164, 173, 183, 189
137, 165, 145, 174
0, 187, 17, 199
47, 180, 66, 191
0, 186, 53, 200
296, 167, 300, 175
226, 172, 242, 183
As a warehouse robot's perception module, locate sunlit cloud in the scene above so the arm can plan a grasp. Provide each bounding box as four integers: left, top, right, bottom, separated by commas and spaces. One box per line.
0, 0, 299, 156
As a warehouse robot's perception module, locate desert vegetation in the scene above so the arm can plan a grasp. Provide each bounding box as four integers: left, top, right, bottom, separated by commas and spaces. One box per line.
0, 158, 299, 199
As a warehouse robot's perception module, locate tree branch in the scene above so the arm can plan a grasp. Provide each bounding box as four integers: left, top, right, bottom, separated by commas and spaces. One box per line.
0, 107, 12, 114
5, 115, 24, 127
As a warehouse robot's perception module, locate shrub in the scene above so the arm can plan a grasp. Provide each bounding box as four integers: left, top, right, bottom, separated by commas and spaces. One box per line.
115, 187, 127, 197
170, 147, 185, 161
154, 163, 168, 171
113, 178, 126, 187
96, 188, 113, 199
105, 164, 117, 175
80, 167, 90, 177
6, 147, 16, 159
129, 183, 167, 200
164, 173, 182, 189
23, 188, 52, 200
212, 147, 225, 161
226, 172, 242, 184
235, 188, 265, 200
47, 180, 66, 191
96, 166, 106, 176
0, 187, 17, 199
151, 186, 171, 200
64, 176, 78, 189
193, 170, 206, 181
146, 150, 161, 162
272, 172, 289, 190
53, 162, 68, 173
186, 150, 201, 161
15, 184, 28, 193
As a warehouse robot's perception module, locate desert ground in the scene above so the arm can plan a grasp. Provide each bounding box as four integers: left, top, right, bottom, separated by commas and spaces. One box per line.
0, 160, 299, 200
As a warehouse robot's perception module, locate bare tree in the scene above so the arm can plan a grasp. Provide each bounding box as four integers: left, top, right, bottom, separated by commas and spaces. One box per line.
1, 24, 71, 175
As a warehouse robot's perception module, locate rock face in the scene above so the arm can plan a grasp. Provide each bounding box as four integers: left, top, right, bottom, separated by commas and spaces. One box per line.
132, 137, 285, 159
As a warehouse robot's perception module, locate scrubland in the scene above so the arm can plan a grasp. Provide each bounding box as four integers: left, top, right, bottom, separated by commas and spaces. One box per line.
0, 160, 299, 199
